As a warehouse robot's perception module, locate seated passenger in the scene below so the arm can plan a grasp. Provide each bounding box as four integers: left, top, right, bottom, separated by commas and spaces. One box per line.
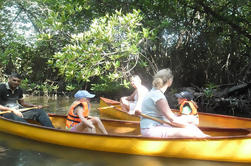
0, 73, 54, 128
175, 91, 199, 126
140, 68, 209, 138
66, 90, 108, 134
120, 75, 149, 115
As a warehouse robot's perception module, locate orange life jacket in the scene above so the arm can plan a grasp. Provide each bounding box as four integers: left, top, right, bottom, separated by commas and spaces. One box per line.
179, 100, 198, 115
65, 100, 89, 129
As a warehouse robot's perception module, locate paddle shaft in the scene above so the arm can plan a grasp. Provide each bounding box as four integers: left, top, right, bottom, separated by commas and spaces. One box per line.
98, 105, 118, 109
0, 106, 48, 115
140, 113, 175, 126
99, 105, 174, 126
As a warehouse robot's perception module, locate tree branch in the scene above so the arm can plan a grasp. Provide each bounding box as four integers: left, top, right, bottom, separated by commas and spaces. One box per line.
196, 0, 251, 40
17, 2, 41, 33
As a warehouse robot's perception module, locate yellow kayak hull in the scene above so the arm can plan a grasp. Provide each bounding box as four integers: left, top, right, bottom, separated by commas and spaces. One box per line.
0, 114, 251, 163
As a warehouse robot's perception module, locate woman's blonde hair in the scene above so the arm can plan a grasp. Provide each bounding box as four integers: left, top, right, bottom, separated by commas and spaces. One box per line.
152, 68, 173, 89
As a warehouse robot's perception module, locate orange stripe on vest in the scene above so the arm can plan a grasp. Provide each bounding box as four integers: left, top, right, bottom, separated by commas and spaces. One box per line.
179, 100, 198, 115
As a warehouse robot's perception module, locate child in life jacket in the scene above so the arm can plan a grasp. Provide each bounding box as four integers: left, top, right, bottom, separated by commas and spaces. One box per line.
175, 91, 199, 126
66, 90, 108, 134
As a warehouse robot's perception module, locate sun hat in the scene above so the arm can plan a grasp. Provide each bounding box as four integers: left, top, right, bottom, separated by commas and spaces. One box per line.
175, 91, 194, 101
74, 90, 95, 99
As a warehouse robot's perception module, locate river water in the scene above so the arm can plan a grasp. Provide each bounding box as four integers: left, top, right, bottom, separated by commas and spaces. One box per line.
0, 96, 250, 166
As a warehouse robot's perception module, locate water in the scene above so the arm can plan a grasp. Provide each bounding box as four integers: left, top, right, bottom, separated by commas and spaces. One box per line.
0, 96, 250, 166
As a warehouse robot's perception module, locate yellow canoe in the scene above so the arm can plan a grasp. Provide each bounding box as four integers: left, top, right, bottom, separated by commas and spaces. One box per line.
0, 113, 251, 163
99, 97, 251, 128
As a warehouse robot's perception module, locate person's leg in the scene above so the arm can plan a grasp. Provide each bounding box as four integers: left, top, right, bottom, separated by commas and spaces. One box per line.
90, 117, 108, 134
159, 126, 209, 138
181, 125, 209, 138
71, 122, 96, 133
1, 113, 27, 123
141, 125, 209, 138
120, 97, 130, 112
141, 127, 169, 138
179, 115, 199, 126
23, 109, 54, 128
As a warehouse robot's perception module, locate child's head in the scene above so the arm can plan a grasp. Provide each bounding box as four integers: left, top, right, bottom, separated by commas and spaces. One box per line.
175, 91, 194, 104
175, 91, 198, 115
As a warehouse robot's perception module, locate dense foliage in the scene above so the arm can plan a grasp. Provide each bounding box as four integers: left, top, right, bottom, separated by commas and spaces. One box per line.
0, 0, 250, 115
50, 10, 150, 91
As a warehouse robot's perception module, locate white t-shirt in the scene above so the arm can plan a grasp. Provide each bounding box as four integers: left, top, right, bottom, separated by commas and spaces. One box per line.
134, 85, 148, 100
140, 88, 167, 129
128, 85, 149, 114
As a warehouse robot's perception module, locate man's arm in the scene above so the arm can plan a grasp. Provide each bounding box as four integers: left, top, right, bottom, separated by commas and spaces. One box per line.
0, 105, 14, 112
0, 104, 23, 117
18, 99, 42, 108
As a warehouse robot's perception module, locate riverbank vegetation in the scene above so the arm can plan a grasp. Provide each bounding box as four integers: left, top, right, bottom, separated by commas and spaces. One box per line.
0, 0, 250, 116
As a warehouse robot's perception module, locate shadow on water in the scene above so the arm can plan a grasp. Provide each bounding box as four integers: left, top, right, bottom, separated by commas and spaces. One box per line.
0, 96, 250, 166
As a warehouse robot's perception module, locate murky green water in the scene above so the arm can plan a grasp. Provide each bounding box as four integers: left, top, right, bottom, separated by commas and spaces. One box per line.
0, 96, 250, 166
22, 95, 100, 116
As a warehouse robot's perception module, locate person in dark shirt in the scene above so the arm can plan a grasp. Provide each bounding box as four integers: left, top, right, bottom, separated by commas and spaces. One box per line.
0, 73, 54, 128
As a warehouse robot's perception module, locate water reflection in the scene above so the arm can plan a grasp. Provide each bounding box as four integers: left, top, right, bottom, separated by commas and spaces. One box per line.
0, 146, 6, 159
0, 96, 250, 166
24, 95, 100, 116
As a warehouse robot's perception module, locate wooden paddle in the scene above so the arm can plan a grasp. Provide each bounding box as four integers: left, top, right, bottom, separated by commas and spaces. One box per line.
0, 105, 48, 115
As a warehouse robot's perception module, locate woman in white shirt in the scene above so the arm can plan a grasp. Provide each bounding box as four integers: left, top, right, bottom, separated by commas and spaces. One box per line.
140, 68, 208, 138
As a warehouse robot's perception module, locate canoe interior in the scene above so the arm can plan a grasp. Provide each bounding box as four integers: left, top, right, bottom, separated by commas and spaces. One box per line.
48, 114, 140, 135
27, 114, 249, 137
99, 97, 140, 121
99, 97, 251, 129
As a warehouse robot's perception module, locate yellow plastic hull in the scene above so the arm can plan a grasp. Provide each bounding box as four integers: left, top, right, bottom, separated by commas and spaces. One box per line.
99, 97, 251, 128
